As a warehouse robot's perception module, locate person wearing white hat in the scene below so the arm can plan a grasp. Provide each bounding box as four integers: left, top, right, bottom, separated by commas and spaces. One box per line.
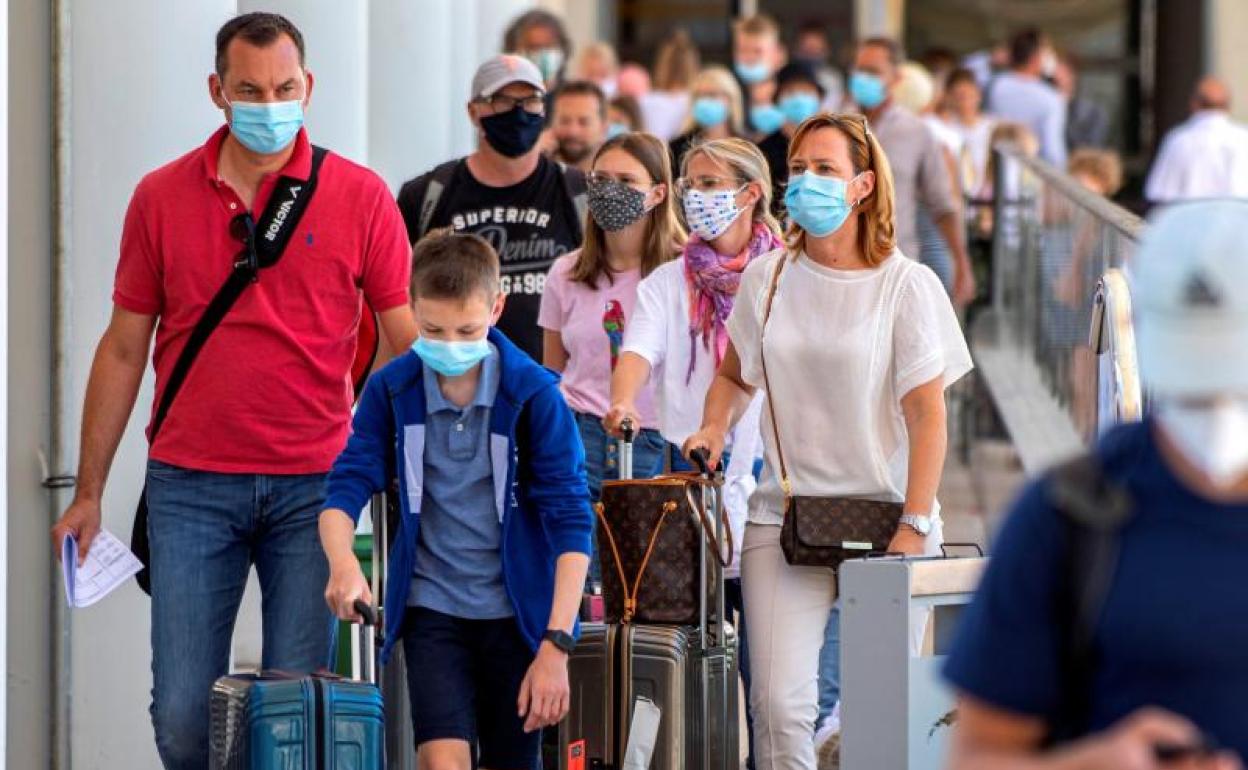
942, 200, 1248, 769
397, 54, 588, 360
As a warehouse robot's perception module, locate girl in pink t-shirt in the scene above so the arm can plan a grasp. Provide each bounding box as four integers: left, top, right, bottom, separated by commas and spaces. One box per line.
538, 132, 685, 506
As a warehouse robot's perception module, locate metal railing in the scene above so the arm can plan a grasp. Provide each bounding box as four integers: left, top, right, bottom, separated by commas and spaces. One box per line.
971, 144, 1145, 470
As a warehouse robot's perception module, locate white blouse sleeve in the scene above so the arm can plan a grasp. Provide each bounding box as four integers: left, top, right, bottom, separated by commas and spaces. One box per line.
621, 265, 672, 367
892, 265, 974, 398
726, 254, 778, 390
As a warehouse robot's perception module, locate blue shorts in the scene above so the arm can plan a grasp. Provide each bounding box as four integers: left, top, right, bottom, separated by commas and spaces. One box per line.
402, 606, 540, 768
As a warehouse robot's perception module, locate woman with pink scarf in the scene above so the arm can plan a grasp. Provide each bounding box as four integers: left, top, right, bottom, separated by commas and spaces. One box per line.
604, 137, 781, 769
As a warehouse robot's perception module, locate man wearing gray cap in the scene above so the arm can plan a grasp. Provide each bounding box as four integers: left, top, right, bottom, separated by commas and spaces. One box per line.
398, 54, 588, 360
942, 200, 1248, 768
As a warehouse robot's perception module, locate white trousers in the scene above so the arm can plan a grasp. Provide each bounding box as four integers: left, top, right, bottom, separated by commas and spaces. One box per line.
742, 520, 943, 770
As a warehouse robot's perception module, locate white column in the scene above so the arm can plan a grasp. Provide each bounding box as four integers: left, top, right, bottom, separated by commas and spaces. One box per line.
0, 0, 9, 761
1206, 0, 1248, 123
368, 0, 458, 192
240, 0, 370, 163
67, 3, 235, 767
854, 0, 905, 40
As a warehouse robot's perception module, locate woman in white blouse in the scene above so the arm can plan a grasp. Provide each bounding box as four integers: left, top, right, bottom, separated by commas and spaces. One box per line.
685, 113, 973, 769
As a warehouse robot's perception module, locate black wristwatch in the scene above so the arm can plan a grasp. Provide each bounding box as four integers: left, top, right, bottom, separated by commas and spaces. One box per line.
542, 629, 576, 655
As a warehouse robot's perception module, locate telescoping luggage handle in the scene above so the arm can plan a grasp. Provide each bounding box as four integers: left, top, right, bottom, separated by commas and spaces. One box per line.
689, 448, 728, 652
353, 599, 379, 686
618, 419, 635, 481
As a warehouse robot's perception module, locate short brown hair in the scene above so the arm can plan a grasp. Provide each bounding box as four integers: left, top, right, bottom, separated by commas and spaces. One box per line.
860, 36, 904, 67
410, 232, 501, 301
786, 113, 897, 265
554, 80, 608, 121
216, 13, 305, 77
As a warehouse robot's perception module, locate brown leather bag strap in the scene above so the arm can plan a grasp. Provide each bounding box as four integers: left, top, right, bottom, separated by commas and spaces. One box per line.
759, 254, 793, 505
684, 481, 734, 568
595, 500, 678, 623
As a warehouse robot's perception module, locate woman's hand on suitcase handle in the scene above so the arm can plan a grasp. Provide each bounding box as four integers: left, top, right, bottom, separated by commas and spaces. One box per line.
603, 402, 641, 439
325, 559, 373, 624
518, 642, 571, 732
682, 428, 725, 472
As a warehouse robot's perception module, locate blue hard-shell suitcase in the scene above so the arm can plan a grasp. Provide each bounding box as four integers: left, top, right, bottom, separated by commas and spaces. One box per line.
209, 602, 384, 769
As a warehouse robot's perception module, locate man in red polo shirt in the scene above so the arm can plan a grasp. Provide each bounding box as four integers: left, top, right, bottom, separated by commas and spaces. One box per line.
49, 13, 415, 768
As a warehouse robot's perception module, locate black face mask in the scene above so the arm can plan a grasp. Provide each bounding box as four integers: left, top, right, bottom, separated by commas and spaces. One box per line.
480, 106, 545, 158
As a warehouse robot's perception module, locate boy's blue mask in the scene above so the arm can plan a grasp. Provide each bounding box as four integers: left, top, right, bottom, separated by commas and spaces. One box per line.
412, 336, 491, 377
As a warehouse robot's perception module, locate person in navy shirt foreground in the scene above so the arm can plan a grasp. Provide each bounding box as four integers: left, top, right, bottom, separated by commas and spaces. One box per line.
319, 231, 592, 770
944, 200, 1248, 770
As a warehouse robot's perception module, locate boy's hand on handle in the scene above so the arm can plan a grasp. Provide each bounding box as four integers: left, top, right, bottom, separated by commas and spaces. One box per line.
682, 428, 726, 472
324, 560, 372, 623
52, 497, 102, 566
1066, 708, 1240, 770
603, 403, 641, 438
518, 642, 570, 733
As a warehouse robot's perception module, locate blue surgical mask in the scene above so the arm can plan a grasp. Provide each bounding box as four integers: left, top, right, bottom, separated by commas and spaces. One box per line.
411, 336, 492, 377
692, 97, 729, 129
735, 61, 771, 85
750, 104, 785, 135
607, 122, 629, 139
779, 92, 822, 125
229, 99, 305, 155
849, 71, 887, 110
784, 171, 861, 237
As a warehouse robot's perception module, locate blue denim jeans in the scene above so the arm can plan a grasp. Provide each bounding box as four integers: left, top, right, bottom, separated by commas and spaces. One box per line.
817, 602, 842, 724
575, 412, 664, 585
146, 460, 334, 770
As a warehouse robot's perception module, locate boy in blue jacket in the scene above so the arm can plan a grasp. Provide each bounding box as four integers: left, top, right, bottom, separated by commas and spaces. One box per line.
319, 231, 592, 770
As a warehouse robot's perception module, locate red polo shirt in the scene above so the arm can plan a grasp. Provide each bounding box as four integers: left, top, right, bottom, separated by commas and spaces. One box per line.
113, 126, 410, 474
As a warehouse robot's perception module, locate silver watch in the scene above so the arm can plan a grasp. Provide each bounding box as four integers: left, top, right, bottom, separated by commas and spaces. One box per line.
898, 514, 933, 536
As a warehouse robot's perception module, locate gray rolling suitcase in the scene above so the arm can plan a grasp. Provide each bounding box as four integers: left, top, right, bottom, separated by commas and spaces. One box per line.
561, 423, 739, 770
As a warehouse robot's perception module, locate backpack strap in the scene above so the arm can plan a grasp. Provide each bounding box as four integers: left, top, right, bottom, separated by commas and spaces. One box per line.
416, 159, 463, 239
558, 161, 588, 242
1046, 452, 1134, 742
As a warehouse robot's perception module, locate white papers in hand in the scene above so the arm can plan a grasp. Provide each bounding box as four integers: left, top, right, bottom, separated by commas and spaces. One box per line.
61, 528, 143, 608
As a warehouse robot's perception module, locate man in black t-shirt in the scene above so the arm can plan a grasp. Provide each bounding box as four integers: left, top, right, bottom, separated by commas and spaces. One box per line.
397, 54, 586, 359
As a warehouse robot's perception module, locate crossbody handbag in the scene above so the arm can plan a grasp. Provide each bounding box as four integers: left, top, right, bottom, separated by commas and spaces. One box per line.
758, 252, 905, 569
131, 145, 328, 595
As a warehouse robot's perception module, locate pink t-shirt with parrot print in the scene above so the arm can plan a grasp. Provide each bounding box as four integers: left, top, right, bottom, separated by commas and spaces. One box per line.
538, 251, 660, 427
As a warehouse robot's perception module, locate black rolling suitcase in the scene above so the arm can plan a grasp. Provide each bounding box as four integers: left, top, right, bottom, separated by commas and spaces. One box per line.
561, 423, 739, 770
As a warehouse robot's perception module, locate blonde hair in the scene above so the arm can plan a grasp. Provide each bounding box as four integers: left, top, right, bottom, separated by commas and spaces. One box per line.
681, 137, 783, 237
984, 121, 1038, 185
571, 41, 618, 80
572, 132, 686, 288
1067, 148, 1123, 196
653, 30, 700, 91
734, 14, 780, 40
894, 61, 935, 113
785, 113, 897, 265
681, 66, 746, 136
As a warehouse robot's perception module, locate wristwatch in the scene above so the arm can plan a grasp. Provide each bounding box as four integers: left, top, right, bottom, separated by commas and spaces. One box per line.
542, 629, 576, 655
898, 514, 933, 536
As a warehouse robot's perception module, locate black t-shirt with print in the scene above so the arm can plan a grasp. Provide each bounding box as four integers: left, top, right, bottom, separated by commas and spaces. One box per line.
397, 155, 583, 359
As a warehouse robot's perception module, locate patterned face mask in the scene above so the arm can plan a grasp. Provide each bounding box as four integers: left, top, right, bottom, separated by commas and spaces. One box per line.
588, 179, 650, 232
682, 186, 746, 241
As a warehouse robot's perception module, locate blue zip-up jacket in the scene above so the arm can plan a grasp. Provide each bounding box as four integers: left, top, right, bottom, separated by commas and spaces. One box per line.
324, 328, 593, 662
